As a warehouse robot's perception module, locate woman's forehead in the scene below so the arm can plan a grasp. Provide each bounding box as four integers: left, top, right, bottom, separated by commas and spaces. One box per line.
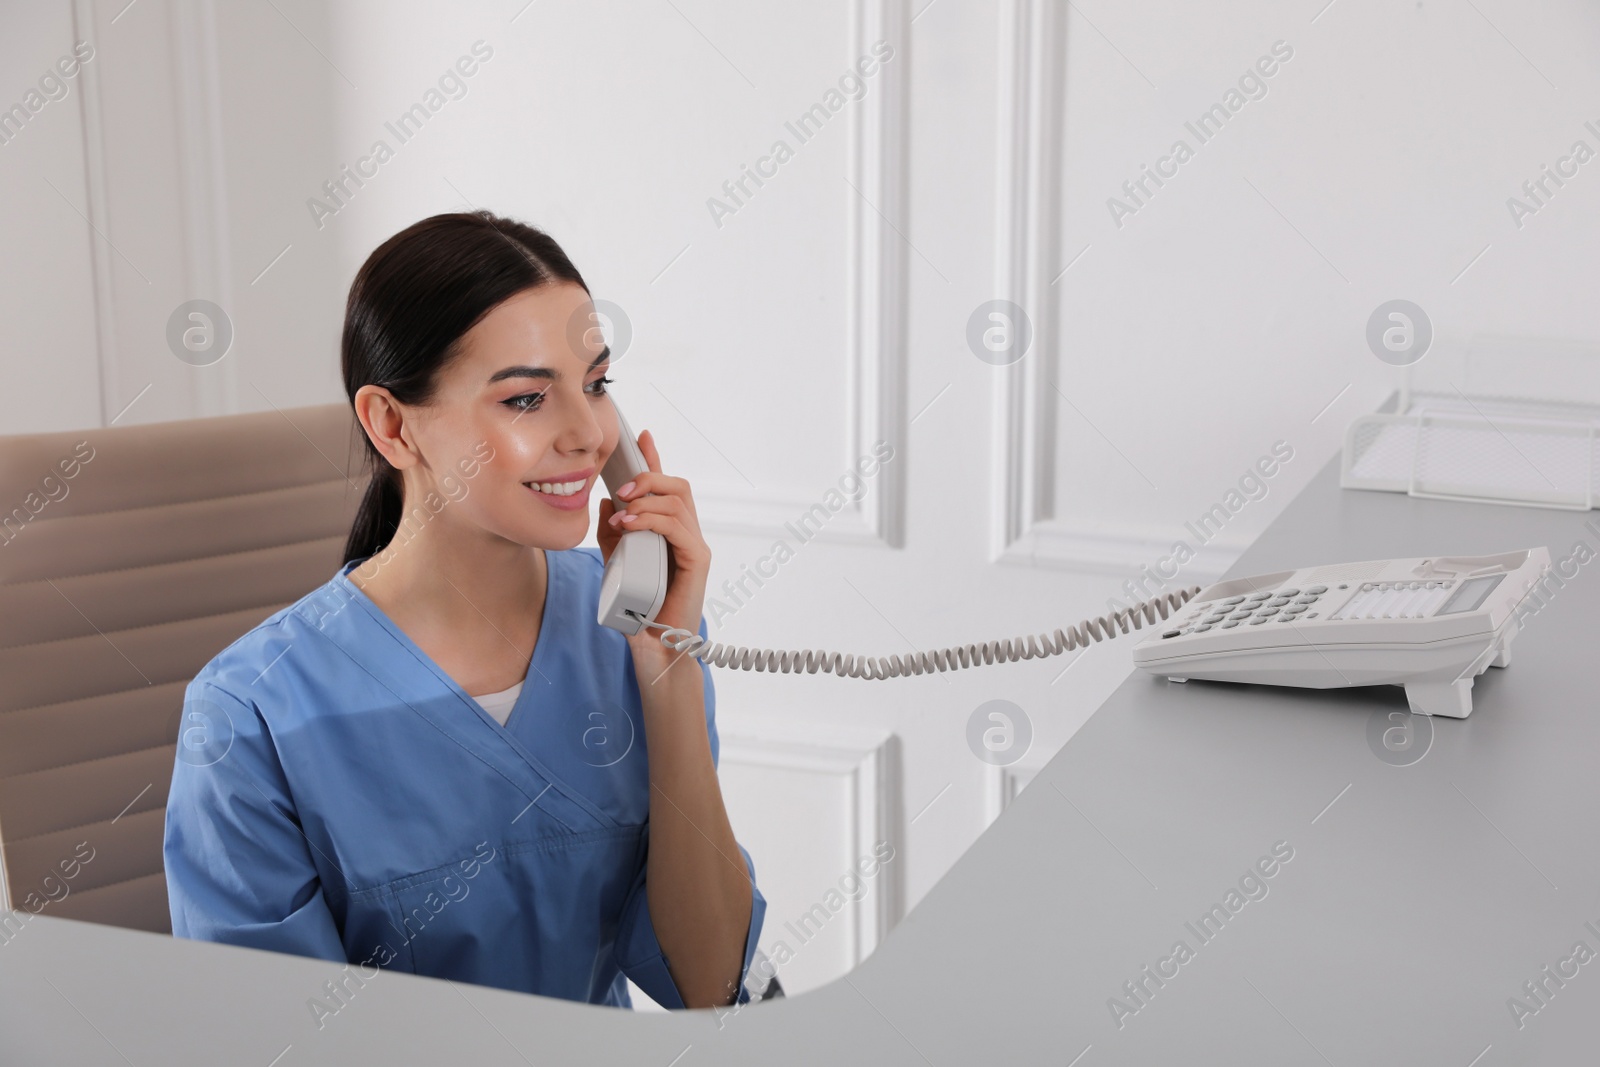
456, 285, 601, 373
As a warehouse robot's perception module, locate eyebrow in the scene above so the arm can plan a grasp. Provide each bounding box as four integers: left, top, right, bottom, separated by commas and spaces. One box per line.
486, 345, 610, 384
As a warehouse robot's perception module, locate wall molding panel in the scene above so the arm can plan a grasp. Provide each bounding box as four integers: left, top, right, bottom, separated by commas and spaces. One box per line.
986, 0, 1243, 583
698, 0, 909, 549
71, 0, 118, 428
71, 0, 241, 428
986, 748, 1049, 827
989, 0, 1066, 566
171, 0, 238, 418
845, 0, 909, 550
719, 723, 902, 968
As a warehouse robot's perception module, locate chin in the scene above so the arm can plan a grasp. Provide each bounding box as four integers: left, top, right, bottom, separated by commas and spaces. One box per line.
553, 526, 591, 552
522, 519, 591, 553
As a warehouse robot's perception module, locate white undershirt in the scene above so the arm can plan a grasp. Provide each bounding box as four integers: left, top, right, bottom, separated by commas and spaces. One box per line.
471, 678, 525, 726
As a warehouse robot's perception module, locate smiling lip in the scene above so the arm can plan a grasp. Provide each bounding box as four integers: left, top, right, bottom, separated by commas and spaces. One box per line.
523, 468, 594, 485
523, 469, 594, 512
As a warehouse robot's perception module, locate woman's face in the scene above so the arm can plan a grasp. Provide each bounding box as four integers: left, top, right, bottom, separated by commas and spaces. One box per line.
396, 281, 617, 551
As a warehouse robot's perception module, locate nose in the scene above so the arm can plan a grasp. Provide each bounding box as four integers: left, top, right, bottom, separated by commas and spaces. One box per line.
551, 386, 609, 457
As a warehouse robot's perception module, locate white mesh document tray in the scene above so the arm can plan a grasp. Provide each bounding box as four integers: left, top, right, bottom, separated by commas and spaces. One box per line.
1342, 392, 1600, 511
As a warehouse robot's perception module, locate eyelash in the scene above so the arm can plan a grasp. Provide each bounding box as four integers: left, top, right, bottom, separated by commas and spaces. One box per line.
504, 376, 613, 414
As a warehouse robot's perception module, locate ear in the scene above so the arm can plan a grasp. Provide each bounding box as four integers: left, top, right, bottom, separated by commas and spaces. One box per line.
353, 384, 423, 471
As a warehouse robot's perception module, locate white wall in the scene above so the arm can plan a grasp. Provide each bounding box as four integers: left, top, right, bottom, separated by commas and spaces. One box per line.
0, 2, 101, 432
4, 0, 1599, 999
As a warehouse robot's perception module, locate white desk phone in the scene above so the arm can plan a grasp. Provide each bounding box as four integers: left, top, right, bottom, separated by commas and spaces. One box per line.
597, 399, 1549, 717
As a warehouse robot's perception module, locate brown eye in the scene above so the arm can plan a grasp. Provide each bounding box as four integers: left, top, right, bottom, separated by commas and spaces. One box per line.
503, 390, 548, 413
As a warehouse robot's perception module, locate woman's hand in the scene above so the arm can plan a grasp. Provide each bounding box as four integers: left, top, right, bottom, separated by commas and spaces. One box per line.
596, 428, 709, 680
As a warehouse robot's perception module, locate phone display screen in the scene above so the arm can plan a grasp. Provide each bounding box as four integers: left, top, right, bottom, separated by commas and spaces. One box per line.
1436, 573, 1505, 615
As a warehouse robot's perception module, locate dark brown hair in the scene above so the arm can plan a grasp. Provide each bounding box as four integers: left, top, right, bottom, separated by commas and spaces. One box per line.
341, 210, 589, 564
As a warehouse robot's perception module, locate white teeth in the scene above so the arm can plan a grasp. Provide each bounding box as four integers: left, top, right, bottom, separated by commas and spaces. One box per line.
529, 479, 585, 496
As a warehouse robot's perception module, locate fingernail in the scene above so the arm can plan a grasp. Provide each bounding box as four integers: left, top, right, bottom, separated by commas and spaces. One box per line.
620, 514, 637, 523
608, 512, 621, 526
618, 481, 635, 498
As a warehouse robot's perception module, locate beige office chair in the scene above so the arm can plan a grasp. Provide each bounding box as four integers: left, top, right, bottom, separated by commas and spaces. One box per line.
0, 403, 368, 934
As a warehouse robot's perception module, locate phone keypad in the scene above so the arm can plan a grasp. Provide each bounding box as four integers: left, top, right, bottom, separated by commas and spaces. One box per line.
1167, 585, 1328, 638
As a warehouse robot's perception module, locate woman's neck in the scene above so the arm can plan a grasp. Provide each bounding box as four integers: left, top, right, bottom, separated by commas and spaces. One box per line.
350, 519, 547, 645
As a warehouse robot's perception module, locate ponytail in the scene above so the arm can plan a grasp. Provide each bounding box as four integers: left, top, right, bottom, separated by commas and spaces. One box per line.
344, 459, 403, 566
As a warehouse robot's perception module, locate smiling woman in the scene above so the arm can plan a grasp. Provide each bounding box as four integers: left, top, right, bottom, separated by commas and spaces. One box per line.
163, 210, 766, 1013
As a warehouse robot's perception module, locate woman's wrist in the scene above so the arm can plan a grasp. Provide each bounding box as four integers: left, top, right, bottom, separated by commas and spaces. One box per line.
632, 650, 712, 758
627, 631, 704, 695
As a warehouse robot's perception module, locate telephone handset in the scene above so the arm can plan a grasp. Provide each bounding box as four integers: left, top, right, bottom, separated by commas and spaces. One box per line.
598, 398, 1548, 713
597, 401, 669, 635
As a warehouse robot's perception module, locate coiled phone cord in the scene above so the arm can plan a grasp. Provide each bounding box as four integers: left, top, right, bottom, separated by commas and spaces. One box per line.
639, 585, 1204, 680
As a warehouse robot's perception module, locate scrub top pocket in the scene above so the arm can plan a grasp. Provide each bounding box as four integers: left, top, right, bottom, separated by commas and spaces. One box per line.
381, 826, 646, 1004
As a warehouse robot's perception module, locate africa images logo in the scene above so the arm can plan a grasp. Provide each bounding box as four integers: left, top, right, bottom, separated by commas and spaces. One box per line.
1107, 841, 1296, 1029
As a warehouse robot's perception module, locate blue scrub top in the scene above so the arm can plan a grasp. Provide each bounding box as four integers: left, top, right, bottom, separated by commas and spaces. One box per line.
163, 546, 766, 1010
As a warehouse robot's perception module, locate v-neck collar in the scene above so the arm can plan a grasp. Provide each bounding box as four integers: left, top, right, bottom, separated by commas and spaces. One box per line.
336, 548, 552, 724
496, 544, 549, 734
329, 548, 618, 830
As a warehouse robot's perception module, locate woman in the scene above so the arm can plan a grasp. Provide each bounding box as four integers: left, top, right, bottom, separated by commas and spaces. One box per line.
163, 210, 765, 1011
